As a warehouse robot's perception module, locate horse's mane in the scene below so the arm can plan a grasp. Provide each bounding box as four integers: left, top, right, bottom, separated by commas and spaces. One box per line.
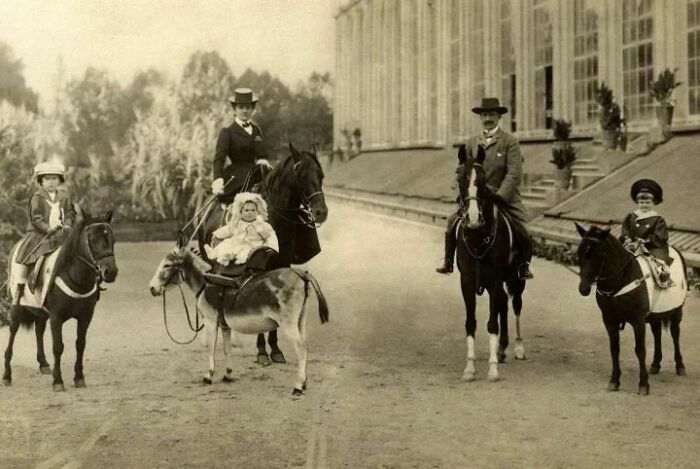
54, 214, 87, 273
264, 150, 324, 194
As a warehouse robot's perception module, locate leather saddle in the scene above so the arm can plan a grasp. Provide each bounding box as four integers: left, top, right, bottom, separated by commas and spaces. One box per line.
202, 247, 280, 316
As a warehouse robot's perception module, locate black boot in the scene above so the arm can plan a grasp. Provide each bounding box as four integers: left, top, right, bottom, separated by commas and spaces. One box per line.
513, 225, 534, 280
436, 232, 457, 274
14, 283, 25, 305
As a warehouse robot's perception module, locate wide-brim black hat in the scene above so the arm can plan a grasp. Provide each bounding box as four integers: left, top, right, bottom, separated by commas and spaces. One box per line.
472, 97, 508, 115
228, 88, 258, 105
630, 178, 663, 204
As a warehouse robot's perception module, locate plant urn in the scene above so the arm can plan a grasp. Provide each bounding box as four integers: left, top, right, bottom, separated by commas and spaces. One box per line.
655, 105, 674, 127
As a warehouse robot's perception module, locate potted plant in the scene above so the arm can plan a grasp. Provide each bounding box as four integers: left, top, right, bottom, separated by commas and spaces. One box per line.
649, 67, 682, 126
595, 82, 622, 150
550, 118, 576, 190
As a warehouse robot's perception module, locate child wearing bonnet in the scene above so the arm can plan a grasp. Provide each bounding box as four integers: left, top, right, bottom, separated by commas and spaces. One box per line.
204, 192, 278, 266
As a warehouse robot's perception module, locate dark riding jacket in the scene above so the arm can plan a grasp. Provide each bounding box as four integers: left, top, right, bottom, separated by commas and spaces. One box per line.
620, 211, 671, 263
459, 128, 528, 224
16, 187, 76, 265
214, 121, 268, 194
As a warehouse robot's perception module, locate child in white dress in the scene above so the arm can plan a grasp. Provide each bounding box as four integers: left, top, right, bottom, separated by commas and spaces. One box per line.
204, 192, 278, 266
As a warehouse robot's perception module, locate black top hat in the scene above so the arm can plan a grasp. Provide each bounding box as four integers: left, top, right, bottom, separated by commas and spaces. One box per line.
228, 88, 258, 105
471, 97, 508, 115
630, 179, 663, 204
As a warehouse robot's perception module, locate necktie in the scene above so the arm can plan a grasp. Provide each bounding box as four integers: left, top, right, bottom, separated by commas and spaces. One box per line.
242, 122, 251, 129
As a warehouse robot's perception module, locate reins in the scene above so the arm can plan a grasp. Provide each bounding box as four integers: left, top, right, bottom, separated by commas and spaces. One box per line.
260, 159, 324, 229
161, 269, 204, 345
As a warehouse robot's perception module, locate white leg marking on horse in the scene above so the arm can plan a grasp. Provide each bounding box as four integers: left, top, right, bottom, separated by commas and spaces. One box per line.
488, 333, 499, 382
514, 316, 526, 360
463, 336, 476, 381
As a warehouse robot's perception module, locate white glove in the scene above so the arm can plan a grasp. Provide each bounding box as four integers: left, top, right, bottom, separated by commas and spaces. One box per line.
255, 159, 272, 169
211, 178, 224, 195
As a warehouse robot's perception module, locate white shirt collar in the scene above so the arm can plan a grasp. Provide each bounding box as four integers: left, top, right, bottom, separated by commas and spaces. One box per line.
634, 209, 659, 220
235, 117, 251, 127
483, 125, 500, 138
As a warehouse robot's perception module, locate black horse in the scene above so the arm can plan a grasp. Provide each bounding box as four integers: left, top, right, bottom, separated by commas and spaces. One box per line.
198, 143, 328, 365
4, 209, 118, 391
575, 224, 687, 395
455, 145, 527, 382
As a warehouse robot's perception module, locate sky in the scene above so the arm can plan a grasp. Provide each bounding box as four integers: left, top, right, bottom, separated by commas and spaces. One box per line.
0, 0, 339, 109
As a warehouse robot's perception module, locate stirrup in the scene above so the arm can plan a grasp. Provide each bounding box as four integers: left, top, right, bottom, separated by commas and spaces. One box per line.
518, 264, 534, 280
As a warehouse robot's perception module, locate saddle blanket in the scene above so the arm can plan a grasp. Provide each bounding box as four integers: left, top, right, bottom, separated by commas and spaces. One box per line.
638, 247, 686, 313
9, 247, 61, 310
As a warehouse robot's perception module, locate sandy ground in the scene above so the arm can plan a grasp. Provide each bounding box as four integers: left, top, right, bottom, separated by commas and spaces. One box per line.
1, 202, 699, 469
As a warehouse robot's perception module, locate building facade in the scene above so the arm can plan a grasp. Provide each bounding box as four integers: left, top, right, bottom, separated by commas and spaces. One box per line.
334, 0, 700, 151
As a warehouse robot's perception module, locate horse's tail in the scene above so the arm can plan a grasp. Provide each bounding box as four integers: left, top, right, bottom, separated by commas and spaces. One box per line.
293, 269, 329, 324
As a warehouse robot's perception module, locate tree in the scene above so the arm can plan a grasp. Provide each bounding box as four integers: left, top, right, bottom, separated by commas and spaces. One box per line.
285, 72, 334, 152
124, 68, 166, 120
0, 42, 39, 112
64, 67, 130, 166
179, 51, 235, 121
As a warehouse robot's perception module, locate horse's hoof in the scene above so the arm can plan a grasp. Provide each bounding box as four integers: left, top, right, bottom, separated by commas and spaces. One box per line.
3, 378, 11, 386
222, 375, 235, 383
203, 376, 212, 385
270, 350, 286, 364
292, 388, 303, 397
488, 373, 499, 383
462, 371, 475, 382
53, 383, 65, 392
39, 365, 51, 375
638, 385, 650, 395
649, 364, 660, 375
607, 382, 620, 392
676, 367, 686, 376
497, 353, 506, 364
74, 379, 86, 388
256, 353, 272, 366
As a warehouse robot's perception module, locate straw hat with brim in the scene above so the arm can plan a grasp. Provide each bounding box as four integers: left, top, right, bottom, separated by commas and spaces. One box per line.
228, 88, 258, 105
34, 161, 66, 182
471, 97, 508, 115
630, 179, 663, 204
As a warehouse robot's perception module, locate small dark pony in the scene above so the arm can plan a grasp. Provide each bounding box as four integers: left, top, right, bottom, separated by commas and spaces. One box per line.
198, 143, 328, 364
3, 209, 118, 391
575, 224, 687, 395
455, 145, 527, 382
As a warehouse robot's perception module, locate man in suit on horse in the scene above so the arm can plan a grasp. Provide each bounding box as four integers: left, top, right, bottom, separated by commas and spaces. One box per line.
437, 97, 534, 280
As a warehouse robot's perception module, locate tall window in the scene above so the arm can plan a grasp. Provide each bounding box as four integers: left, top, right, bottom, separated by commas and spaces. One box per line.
449, 0, 461, 139
500, 0, 516, 131
689, 0, 700, 114
573, 0, 599, 125
533, 0, 554, 129
408, 1, 419, 140
470, 2, 486, 116
622, 0, 654, 121
427, 0, 440, 141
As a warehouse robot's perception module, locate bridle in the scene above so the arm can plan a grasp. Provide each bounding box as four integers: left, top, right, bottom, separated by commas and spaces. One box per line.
262, 156, 325, 229
580, 235, 637, 297
458, 162, 497, 259
77, 222, 115, 286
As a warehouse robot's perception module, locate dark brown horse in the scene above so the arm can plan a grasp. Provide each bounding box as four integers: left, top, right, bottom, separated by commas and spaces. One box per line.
575, 224, 687, 395
455, 145, 527, 382
3, 209, 118, 391
198, 143, 328, 364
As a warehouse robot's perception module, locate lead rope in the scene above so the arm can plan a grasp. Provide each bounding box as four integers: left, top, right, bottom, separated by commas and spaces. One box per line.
162, 283, 203, 345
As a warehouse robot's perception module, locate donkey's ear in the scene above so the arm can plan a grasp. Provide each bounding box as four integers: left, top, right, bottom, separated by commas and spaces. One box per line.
176, 230, 187, 250
458, 144, 467, 164
289, 142, 301, 162
600, 225, 611, 235
575, 222, 587, 237
104, 210, 113, 223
